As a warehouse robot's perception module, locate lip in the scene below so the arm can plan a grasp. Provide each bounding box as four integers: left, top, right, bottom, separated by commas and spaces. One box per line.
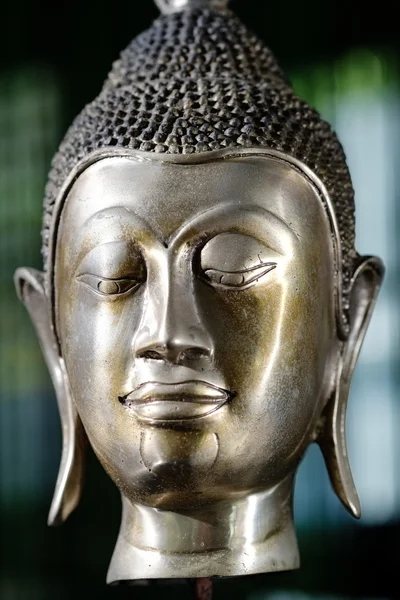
119, 380, 232, 421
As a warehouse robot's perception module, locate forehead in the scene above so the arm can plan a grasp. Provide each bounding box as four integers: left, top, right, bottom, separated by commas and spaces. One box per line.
57, 155, 330, 256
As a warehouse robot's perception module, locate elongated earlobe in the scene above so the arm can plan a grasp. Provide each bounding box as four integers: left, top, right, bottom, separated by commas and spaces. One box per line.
14, 267, 87, 525
318, 256, 384, 518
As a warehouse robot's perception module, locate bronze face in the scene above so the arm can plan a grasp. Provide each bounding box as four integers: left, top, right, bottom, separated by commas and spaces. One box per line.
15, 147, 383, 579
14, 0, 385, 582
55, 154, 337, 509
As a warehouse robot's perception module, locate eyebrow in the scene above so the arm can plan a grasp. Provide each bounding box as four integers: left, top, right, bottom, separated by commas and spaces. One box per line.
75, 203, 298, 260
76, 239, 140, 267
168, 204, 299, 256
82, 207, 155, 237
78, 207, 165, 248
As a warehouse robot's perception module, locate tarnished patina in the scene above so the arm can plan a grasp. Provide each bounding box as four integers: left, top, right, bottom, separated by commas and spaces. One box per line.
15, 0, 384, 584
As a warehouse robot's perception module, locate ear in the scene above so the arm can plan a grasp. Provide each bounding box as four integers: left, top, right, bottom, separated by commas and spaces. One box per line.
14, 267, 87, 526
317, 256, 384, 518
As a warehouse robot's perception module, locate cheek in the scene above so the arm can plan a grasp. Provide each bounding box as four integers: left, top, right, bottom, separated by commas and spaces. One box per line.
198, 280, 284, 390
58, 284, 149, 479
257, 293, 332, 467
58, 284, 143, 417
198, 265, 333, 460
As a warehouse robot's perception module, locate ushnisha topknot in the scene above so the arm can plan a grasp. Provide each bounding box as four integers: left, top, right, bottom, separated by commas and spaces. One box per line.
42, 0, 357, 316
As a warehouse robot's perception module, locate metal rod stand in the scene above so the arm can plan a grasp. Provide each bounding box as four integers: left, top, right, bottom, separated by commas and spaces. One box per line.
192, 577, 213, 600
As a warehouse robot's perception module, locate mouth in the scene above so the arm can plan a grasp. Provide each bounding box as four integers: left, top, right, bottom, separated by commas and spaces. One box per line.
118, 380, 233, 421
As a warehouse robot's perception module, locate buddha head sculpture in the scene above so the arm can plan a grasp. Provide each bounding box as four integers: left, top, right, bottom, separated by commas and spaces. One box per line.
15, 0, 384, 583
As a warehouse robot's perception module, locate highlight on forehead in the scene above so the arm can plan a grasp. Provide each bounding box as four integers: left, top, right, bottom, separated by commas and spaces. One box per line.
59, 156, 305, 255
55, 151, 319, 261
49, 148, 347, 336
70, 202, 299, 259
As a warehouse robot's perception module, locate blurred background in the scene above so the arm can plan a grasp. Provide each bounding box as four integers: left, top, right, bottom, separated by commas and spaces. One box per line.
0, 0, 398, 598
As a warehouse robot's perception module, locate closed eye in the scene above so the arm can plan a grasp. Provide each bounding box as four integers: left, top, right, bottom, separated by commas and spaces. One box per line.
77, 273, 143, 297
203, 262, 277, 290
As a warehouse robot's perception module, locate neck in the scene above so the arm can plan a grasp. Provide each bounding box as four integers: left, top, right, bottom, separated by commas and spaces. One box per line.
107, 475, 299, 583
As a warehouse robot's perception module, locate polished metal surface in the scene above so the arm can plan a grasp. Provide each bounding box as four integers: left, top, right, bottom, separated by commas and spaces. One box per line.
14, 268, 86, 526
15, 149, 384, 581
14, 0, 385, 586
155, 0, 230, 14
55, 154, 337, 524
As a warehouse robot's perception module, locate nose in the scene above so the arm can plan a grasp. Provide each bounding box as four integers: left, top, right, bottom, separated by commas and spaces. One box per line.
133, 273, 214, 365
137, 339, 211, 363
